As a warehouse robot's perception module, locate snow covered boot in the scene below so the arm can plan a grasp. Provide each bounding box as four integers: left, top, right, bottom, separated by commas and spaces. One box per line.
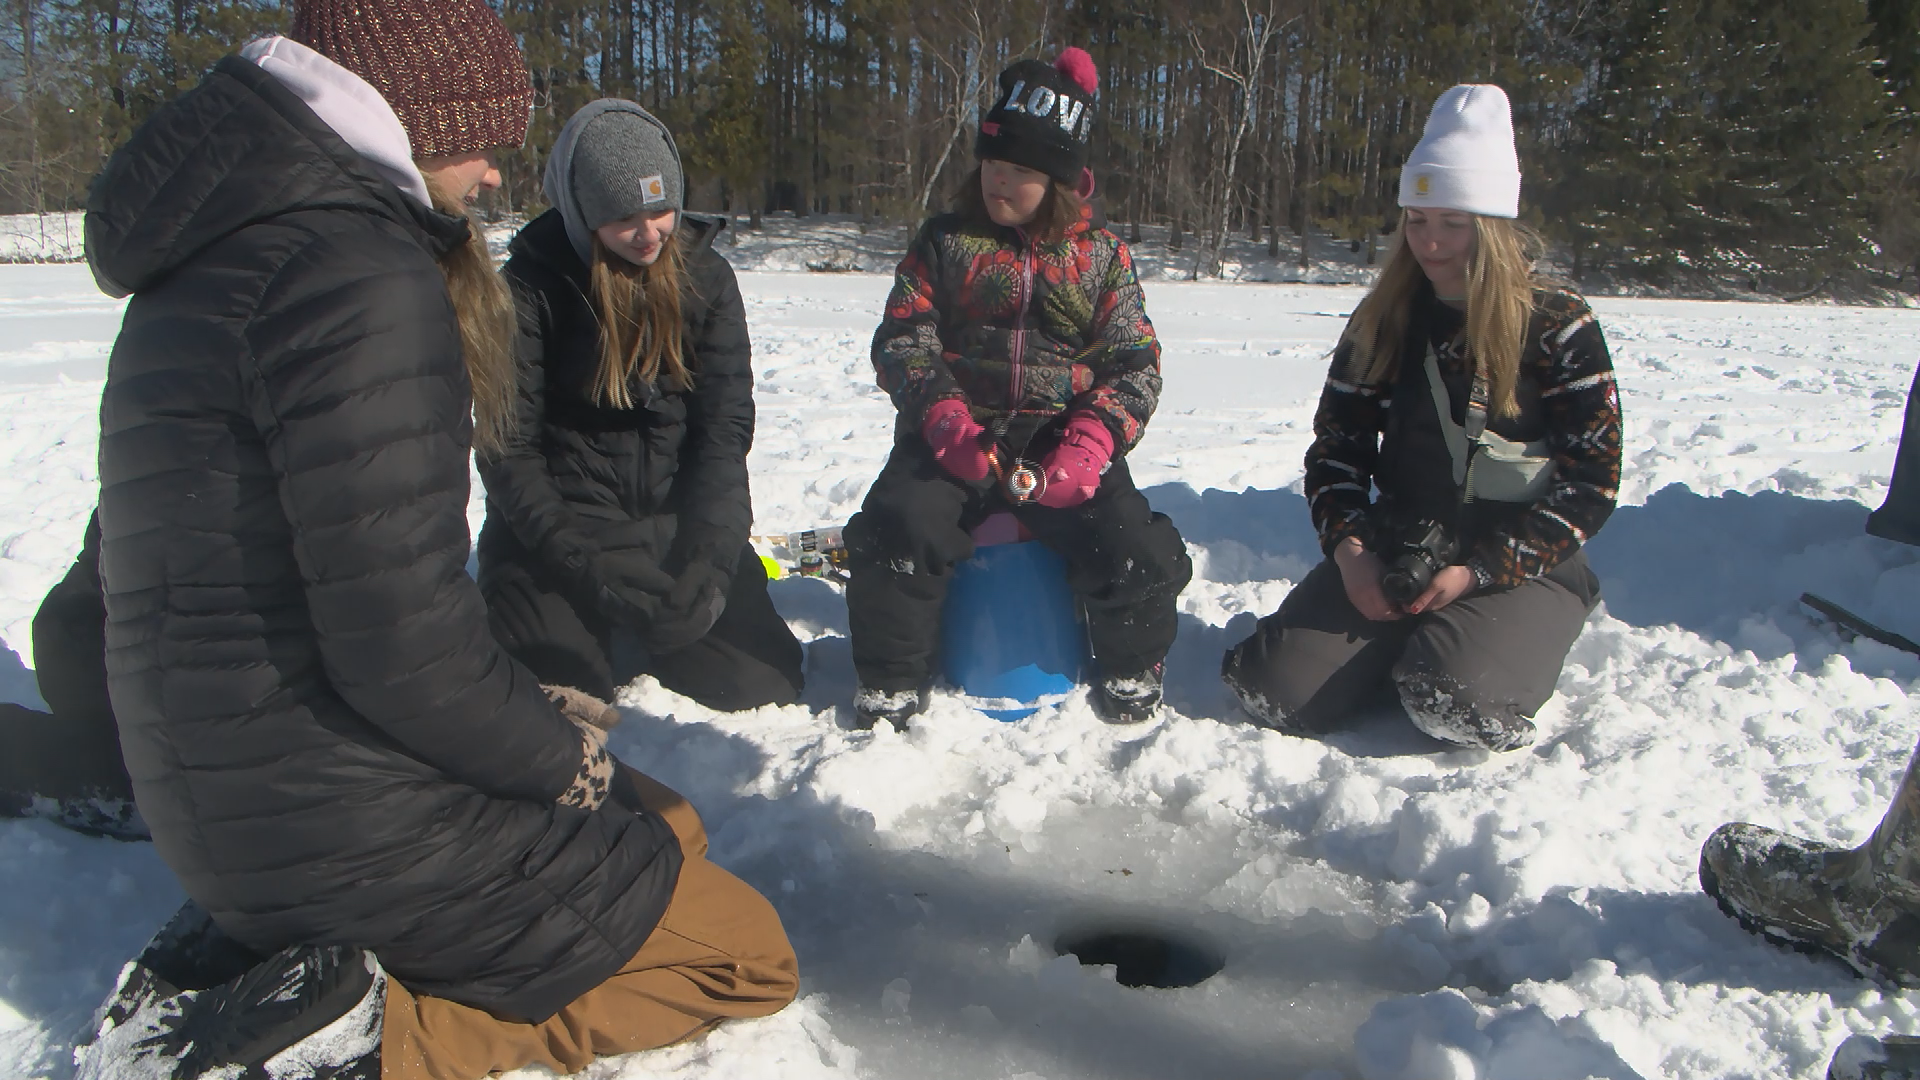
0, 701, 147, 840
1091, 662, 1164, 725
75, 901, 384, 1079
1831, 1034, 1920, 1080
1699, 747, 1920, 986
854, 683, 930, 731
1395, 668, 1537, 751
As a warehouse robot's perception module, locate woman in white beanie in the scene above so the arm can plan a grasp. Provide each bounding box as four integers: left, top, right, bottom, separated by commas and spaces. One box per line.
1221, 84, 1624, 752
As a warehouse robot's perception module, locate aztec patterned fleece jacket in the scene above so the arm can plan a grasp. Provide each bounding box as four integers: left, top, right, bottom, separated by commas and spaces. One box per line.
1304, 286, 1623, 588
871, 208, 1162, 452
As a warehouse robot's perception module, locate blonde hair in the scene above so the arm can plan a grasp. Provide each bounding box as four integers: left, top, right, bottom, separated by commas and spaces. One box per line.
588, 231, 690, 408
427, 181, 517, 457
1342, 210, 1542, 418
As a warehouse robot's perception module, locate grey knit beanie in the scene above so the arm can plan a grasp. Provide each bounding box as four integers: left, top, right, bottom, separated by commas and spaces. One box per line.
543, 99, 683, 264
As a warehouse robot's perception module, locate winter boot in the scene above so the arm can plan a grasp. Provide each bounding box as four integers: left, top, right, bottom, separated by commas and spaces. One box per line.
854, 683, 931, 731
1091, 662, 1164, 725
1831, 1034, 1920, 1080
75, 901, 384, 1080
1699, 746, 1920, 986
1395, 668, 1537, 751
0, 702, 147, 840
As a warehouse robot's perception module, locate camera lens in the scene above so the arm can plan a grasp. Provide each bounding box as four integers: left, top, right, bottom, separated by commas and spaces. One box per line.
1380, 565, 1423, 607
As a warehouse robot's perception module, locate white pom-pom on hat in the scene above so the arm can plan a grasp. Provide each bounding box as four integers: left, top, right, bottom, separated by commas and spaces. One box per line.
1398, 84, 1520, 219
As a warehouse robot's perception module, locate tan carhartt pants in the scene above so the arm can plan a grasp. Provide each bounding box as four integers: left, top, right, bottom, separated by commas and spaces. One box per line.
379, 773, 800, 1080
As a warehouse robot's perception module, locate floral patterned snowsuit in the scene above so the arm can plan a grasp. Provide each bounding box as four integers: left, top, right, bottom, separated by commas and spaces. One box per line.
845, 208, 1191, 694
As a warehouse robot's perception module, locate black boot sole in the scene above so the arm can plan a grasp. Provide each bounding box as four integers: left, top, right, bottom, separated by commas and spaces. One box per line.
1090, 692, 1161, 725
1699, 854, 1920, 988
854, 684, 931, 732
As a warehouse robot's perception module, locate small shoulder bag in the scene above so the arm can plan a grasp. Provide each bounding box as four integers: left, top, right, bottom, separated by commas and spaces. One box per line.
1424, 346, 1555, 503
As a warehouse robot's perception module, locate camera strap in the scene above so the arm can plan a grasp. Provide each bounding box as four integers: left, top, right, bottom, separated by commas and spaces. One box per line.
1422, 344, 1490, 489
1412, 340, 1491, 553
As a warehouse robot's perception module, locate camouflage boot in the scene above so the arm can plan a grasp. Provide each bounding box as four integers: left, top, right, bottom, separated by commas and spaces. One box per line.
1700, 745, 1920, 985
1831, 1035, 1920, 1080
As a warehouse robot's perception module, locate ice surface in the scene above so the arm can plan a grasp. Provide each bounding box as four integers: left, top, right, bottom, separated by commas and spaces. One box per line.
0, 261, 1918, 1078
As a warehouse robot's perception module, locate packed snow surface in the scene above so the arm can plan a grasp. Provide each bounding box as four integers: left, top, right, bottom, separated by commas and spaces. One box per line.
2, 263, 1919, 1080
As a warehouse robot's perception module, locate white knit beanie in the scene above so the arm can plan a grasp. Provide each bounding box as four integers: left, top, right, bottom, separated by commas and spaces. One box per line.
1398, 84, 1520, 219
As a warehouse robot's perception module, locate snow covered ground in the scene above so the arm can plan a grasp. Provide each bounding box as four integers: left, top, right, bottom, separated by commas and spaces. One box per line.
1, 262, 1919, 1080
0, 213, 83, 264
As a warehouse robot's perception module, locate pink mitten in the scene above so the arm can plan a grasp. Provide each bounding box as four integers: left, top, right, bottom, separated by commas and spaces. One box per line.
922, 398, 994, 483
1035, 412, 1115, 508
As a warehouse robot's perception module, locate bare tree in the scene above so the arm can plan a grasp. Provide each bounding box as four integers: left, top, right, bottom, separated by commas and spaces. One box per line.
1184, 0, 1297, 278
913, 3, 988, 213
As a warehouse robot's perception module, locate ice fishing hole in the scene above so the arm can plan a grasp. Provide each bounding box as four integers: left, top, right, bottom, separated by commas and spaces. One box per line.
1053, 924, 1225, 989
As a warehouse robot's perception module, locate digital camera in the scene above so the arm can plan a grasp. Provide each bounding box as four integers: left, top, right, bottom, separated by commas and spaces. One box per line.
1372, 517, 1460, 609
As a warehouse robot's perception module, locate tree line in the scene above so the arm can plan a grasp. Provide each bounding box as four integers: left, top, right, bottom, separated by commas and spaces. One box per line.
1, 0, 1916, 294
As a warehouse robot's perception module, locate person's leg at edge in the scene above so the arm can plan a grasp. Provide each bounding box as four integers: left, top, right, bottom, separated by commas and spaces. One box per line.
649, 545, 805, 711
1869, 360, 1920, 546
379, 771, 796, 1080
1219, 555, 1411, 732
2, 510, 143, 835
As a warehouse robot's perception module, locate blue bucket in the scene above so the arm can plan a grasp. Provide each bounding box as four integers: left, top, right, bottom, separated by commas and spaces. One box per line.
940, 535, 1089, 720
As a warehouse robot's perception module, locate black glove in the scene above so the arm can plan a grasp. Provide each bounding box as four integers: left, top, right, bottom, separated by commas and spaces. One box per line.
584, 521, 680, 625
645, 560, 729, 654
544, 527, 674, 628
588, 550, 674, 628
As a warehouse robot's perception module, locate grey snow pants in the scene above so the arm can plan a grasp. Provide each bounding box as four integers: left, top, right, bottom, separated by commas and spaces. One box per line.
1220, 552, 1599, 750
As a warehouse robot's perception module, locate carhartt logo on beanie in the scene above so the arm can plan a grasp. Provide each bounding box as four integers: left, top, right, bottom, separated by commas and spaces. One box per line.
976, 48, 1098, 186
291, 0, 533, 158
543, 99, 686, 263
1398, 84, 1520, 219
565, 101, 684, 228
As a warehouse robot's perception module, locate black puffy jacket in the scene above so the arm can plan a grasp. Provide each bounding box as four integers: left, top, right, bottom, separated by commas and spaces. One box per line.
478, 208, 754, 595
85, 56, 680, 1022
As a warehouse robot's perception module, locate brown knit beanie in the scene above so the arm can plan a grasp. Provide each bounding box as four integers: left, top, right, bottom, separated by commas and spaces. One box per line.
291, 0, 532, 158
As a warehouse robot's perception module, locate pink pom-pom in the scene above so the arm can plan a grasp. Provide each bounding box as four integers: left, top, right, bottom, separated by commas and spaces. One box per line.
1055, 47, 1098, 95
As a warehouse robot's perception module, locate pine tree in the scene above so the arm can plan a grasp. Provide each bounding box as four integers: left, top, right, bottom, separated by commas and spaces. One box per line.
680, 0, 767, 219
1870, 0, 1920, 113
1563, 0, 1890, 290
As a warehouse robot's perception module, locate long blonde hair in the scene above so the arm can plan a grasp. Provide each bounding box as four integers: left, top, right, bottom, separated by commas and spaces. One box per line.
427, 182, 517, 457
588, 231, 690, 408
1343, 211, 1541, 418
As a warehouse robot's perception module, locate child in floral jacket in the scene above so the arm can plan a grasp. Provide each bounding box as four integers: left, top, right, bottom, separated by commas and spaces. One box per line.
845, 47, 1191, 729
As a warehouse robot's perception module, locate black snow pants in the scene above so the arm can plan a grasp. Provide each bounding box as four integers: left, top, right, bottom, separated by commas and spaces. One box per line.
1870, 361, 1920, 547
844, 435, 1192, 693
0, 511, 140, 831
1221, 551, 1598, 747
481, 527, 804, 712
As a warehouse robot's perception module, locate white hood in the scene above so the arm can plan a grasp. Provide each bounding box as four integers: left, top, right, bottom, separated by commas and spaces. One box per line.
240, 35, 431, 207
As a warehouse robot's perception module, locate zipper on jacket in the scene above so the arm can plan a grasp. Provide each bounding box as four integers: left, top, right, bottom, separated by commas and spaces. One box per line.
1009, 227, 1035, 419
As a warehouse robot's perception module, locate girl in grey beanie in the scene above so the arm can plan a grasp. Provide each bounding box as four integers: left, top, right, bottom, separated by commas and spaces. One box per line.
477, 99, 804, 715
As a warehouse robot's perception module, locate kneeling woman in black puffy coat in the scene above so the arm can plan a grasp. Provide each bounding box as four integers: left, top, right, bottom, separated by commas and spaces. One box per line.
480, 99, 804, 711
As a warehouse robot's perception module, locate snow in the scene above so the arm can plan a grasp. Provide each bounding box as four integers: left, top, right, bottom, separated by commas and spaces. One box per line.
0, 214, 84, 264
1, 259, 1919, 1080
